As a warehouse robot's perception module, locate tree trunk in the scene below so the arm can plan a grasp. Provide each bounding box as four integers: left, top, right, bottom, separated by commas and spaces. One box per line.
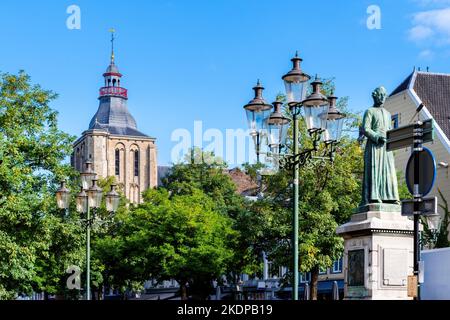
310, 266, 319, 300
180, 281, 188, 300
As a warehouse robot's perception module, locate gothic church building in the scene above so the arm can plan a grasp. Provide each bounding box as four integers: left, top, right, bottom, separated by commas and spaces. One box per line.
71, 47, 157, 203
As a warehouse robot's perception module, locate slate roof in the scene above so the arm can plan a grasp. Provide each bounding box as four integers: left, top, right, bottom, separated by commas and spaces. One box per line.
226, 168, 259, 196
390, 72, 414, 97
414, 72, 450, 140
88, 95, 150, 137
390, 71, 450, 141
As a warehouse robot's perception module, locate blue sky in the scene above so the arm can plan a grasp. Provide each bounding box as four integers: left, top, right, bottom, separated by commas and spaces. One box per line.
1, 0, 450, 166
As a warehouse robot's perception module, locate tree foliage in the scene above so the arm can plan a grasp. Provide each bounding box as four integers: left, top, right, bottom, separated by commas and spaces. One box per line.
0, 71, 83, 299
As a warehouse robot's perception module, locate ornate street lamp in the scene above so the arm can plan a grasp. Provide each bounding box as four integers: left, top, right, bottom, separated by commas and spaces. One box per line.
282, 51, 311, 106
302, 76, 330, 133
243, 52, 346, 300
243, 80, 273, 162
426, 214, 441, 231
322, 94, 346, 145
76, 187, 88, 213
265, 100, 290, 155
88, 178, 103, 209
56, 180, 70, 211
80, 161, 96, 190
55, 161, 120, 301
106, 184, 120, 213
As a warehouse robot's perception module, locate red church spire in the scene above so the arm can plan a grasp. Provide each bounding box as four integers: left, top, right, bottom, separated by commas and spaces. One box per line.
99, 29, 128, 99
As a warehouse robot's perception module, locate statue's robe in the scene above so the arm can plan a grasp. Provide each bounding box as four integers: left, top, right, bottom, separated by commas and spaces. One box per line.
361, 107, 399, 205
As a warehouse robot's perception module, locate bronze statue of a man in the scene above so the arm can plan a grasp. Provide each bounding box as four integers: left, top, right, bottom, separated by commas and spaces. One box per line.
361, 87, 399, 206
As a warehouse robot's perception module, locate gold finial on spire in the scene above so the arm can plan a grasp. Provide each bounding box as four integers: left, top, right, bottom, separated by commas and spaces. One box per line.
109, 28, 116, 64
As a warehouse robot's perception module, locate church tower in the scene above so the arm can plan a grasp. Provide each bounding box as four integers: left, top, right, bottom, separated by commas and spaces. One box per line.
72, 32, 158, 203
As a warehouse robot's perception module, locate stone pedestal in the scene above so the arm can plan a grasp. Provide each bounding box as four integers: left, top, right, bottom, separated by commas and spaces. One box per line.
336, 204, 414, 300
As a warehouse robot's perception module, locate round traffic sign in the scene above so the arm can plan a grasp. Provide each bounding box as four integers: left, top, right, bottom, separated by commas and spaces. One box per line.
405, 147, 436, 197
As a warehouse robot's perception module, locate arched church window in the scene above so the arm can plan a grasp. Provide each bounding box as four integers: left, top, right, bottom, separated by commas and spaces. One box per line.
115, 149, 120, 176
113, 79, 117, 87
134, 150, 139, 177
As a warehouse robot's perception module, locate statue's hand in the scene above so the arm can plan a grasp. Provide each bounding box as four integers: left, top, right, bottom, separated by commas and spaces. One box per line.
378, 136, 387, 145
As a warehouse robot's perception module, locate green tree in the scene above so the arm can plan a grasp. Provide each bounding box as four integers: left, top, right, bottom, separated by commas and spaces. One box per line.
162, 147, 240, 215
163, 149, 263, 287
120, 188, 236, 300
0, 71, 83, 299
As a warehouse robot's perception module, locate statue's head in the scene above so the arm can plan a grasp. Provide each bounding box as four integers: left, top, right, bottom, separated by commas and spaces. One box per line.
372, 86, 387, 107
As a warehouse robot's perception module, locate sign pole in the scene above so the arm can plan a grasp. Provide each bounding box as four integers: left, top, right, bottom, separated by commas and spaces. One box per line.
413, 121, 423, 301
389, 118, 437, 300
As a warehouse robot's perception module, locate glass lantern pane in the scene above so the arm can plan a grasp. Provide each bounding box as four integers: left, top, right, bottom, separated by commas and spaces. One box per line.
56, 195, 63, 209
268, 122, 290, 150
246, 109, 257, 134
323, 118, 345, 143
426, 215, 441, 231
248, 108, 272, 135
112, 197, 120, 212
106, 192, 120, 212
76, 196, 87, 213
284, 80, 307, 104
279, 122, 289, 147
256, 108, 272, 132
304, 105, 329, 131
96, 191, 103, 208
81, 174, 94, 190
106, 197, 114, 212
56, 192, 70, 209
89, 190, 103, 208
113, 197, 120, 212
106, 197, 112, 212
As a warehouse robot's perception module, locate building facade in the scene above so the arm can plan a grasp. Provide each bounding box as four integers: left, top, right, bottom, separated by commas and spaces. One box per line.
72, 51, 158, 203
385, 70, 450, 233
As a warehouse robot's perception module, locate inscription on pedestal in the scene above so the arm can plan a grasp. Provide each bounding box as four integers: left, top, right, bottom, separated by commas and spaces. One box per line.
348, 249, 365, 286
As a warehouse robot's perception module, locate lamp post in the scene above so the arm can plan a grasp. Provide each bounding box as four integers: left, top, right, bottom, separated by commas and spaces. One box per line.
243, 53, 346, 300
56, 161, 120, 300
244, 80, 273, 163
416, 212, 441, 300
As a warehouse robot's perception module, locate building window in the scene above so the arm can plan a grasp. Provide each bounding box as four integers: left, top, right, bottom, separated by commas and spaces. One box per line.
134, 150, 139, 177
80, 144, 85, 170
319, 268, 327, 275
115, 149, 120, 176
300, 272, 311, 283
392, 114, 399, 129
332, 258, 343, 274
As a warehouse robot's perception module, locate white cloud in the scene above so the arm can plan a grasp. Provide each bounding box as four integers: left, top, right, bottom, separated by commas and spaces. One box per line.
409, 25, 434, 41
419, 49, 434, 59
413, 0, 450, 6
409, 8, 450, 45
